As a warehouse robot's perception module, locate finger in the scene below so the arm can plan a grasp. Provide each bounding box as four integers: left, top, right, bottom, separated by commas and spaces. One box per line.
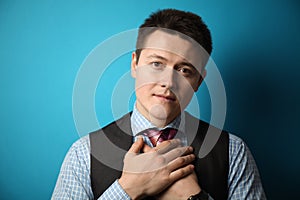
128, 136, 144, 153
181, 146, 194, 156
155, 139, 181, 154
143, 144, 152, 153
167, 154, 195, 172
169, 164, 194, 182
163, 146, 194, 163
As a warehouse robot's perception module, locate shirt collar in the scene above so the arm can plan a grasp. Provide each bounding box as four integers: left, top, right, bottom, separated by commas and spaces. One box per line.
131, 104, 185, 136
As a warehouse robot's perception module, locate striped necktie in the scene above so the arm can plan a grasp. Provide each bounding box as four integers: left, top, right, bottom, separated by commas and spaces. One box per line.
142, 128, 178, 147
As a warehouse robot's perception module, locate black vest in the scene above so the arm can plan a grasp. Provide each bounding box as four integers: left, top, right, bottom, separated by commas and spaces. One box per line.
90, 112, 229, 200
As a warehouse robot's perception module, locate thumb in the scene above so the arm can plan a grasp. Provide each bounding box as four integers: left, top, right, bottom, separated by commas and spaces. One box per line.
128, 136, 144, 153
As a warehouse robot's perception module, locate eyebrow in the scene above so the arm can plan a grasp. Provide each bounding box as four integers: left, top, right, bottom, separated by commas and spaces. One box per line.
147, 54, 194, 66
178, 61, 196, 69
147, 54, 168, 61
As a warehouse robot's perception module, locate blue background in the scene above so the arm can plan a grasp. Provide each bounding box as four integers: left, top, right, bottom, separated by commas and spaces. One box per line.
1, 0, 299, 199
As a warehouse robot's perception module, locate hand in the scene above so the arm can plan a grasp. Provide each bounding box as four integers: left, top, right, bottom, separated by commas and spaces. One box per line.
118, 137, 195, 200
156, 171, 201, 200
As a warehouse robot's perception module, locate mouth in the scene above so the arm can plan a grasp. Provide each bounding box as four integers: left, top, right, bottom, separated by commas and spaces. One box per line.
153, 94, 176, 102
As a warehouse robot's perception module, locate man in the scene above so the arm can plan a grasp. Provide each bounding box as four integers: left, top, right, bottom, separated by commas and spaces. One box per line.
52, 9, 266, 200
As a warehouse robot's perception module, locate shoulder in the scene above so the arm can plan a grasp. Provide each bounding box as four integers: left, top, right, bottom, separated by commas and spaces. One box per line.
185, 112, 230, 160
185, 110, 229, 137
228, 134, 245, 151
63, 135, 91, 166
228, 133, 250, 159
90, 112, 132, 137
185, 111, 228, 134
66, 135, 90, 163
70, 135, 90, 152
227, 134, 266, 199
57, 136, 91, 180
184, 114, 248, 155
228, 133, 257, 172
184, 112, 229, 147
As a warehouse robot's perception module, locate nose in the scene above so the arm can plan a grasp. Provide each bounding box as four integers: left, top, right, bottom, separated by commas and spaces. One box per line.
160, 67, 176, 89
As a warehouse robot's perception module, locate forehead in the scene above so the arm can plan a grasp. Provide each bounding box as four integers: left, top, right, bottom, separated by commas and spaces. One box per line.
141, 29, 208, 69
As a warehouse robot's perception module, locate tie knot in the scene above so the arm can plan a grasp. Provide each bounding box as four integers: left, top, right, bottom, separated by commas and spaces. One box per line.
141, 128, 178, 147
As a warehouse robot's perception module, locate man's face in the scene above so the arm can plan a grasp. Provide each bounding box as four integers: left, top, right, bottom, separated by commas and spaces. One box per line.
131, 30, 206, 127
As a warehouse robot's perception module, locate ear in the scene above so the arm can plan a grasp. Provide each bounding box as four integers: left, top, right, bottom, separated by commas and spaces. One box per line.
131, 52, 137, 78
194, 69, 207, 92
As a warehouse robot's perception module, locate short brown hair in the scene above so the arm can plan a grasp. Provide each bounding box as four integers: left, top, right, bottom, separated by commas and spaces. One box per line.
136, 9, 212, 63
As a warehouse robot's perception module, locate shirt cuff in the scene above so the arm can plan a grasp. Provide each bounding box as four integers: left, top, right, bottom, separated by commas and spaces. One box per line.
98, 180, 130, 200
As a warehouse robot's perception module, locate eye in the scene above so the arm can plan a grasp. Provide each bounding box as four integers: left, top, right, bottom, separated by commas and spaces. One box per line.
178, 67, 194, 77
150, 62, 164, 69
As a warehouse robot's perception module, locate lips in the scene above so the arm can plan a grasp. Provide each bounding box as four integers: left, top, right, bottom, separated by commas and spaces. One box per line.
153, 94, 176, 102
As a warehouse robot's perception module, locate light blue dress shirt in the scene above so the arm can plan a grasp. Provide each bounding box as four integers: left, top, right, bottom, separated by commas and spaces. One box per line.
52, 107, 266, 199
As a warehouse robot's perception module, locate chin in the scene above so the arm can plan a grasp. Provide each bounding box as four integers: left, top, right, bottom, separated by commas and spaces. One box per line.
150, 109, 178, 121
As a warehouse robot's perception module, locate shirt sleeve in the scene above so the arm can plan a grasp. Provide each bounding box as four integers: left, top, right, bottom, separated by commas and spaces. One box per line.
51, 136, 94, 199
227, 134, 267, 199
51, 136, 130, 200
98, 180, 130, 200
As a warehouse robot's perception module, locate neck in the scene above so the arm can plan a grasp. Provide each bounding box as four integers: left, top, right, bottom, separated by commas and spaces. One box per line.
148, 115, 171, 128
